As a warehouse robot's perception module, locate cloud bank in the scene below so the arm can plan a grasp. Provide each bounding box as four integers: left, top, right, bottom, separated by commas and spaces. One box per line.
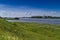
0, 4, 59, 17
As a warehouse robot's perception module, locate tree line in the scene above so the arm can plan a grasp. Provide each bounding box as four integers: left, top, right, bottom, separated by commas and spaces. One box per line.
31, 16, 60, 19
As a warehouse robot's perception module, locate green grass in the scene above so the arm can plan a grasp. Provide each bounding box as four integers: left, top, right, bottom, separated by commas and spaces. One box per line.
0, 18, 60, 40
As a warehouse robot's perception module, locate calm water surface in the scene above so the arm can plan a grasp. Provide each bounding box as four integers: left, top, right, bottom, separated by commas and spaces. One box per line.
7, 18, 60, 25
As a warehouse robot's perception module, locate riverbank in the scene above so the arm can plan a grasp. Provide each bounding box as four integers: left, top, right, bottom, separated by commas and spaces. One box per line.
0, 18, 60, 40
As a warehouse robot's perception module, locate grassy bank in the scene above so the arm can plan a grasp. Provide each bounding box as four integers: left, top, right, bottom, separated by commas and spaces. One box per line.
0, 18, 60, 40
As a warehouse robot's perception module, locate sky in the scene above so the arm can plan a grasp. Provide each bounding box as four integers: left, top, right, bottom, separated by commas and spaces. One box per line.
0, 0, 60, 17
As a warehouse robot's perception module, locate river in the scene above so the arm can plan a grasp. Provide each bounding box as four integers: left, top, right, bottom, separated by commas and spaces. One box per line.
7, 18, 60, 25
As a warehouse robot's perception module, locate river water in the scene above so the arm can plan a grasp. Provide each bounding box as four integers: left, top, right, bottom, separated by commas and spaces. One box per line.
7, 18, 60, 25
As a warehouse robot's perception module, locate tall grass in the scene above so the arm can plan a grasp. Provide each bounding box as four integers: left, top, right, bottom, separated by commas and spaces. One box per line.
0, 18, 60, 40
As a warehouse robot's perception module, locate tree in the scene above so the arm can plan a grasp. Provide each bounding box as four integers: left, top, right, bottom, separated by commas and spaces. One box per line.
14, 17, 19, 20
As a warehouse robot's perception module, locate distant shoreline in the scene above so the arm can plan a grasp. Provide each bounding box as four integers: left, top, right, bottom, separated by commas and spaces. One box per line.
31, 16, 60, 19
2, 16, 60, 20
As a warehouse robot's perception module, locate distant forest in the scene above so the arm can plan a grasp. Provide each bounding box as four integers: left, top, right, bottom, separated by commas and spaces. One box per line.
1, 16, 60, 20
31, 16, 60, 19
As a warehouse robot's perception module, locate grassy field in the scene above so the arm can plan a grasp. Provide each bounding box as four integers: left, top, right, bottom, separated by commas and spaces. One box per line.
0, 18, 60, 40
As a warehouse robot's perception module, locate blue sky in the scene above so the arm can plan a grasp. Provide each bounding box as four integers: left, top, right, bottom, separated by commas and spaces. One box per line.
0, 0, 60, 17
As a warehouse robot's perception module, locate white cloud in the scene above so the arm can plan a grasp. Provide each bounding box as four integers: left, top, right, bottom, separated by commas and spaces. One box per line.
0, 4, 59, 17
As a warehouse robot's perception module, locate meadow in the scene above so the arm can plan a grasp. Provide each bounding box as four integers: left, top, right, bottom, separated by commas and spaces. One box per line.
0, 18, 60, 40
